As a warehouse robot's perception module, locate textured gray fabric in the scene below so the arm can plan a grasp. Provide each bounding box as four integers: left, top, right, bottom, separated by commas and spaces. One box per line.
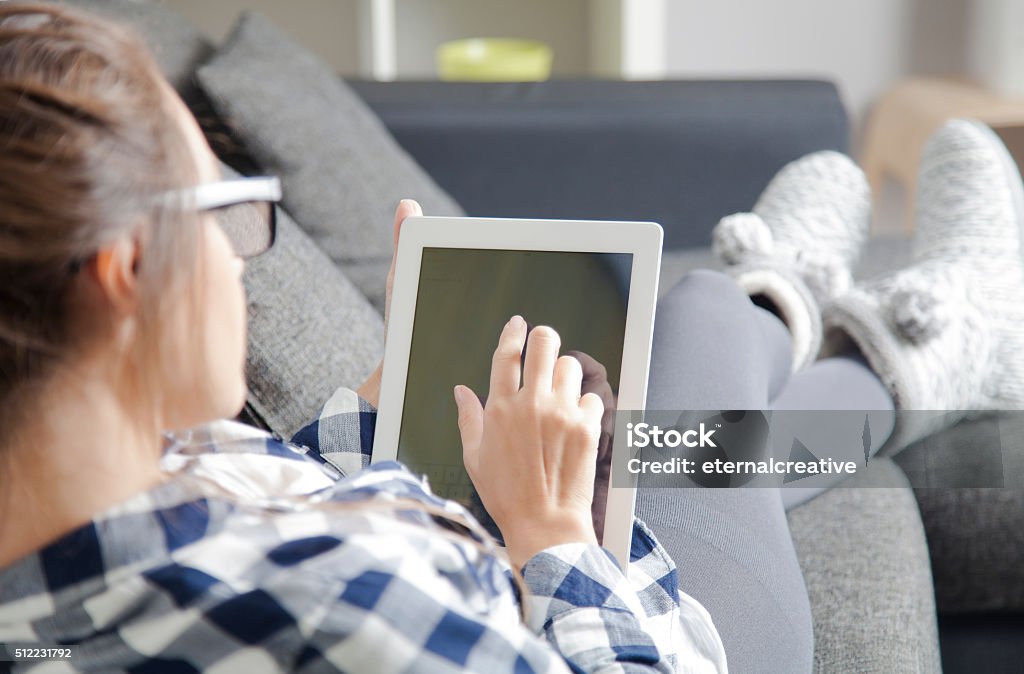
196, 11, 463, 311
823, 120, 1024, 450
894, 412, 1015, 486
61, 0, 212, 97
890, 408, 1024, 615
787, 459, 942, 674
712, 151, 872, 370
916, 488, 1024, 613
240, 195, 384, 439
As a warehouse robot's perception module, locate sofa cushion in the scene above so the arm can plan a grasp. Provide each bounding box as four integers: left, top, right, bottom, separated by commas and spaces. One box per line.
895, 408, 1024, 613
228, 163, 383, 438
915, 486, 1024, 613
196, 11, 463, 311
60, 0, 212, 101
787, 459, 941, 673
243, 205, 384, 438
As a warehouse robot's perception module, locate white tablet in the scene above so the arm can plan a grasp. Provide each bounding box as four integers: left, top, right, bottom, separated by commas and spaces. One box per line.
372, 216, 662, 568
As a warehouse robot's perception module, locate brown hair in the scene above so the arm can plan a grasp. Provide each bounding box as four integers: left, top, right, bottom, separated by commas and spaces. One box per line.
0, 3, 203, 431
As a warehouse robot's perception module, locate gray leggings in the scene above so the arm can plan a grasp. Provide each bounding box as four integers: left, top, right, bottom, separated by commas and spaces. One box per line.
635, 270, 894, 674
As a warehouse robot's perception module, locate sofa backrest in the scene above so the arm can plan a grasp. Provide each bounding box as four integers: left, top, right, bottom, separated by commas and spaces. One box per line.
351, 79, 850, 250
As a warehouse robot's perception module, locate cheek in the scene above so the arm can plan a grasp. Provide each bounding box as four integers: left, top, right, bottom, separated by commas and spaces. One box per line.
167, 226, 248, 429
203, 230, 248, 412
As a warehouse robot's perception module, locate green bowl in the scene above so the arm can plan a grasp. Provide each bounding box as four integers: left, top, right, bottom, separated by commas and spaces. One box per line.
437, 38, 552, 82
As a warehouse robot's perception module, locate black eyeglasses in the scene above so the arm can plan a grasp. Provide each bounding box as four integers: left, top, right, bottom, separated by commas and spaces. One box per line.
191, 176, 282, 260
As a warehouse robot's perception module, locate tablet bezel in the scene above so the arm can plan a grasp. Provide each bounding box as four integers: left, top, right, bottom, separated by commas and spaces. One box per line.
372, 216, 662, 568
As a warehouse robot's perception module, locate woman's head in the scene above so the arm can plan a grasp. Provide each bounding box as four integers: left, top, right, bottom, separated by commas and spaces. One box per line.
0, 3, 248, 437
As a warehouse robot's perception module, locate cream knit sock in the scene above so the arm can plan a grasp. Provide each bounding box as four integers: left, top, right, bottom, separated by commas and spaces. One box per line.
823, 119, 1024, 449
712, 151, 871, 371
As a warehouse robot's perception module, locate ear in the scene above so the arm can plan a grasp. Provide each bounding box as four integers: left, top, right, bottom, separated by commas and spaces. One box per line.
88, 237, 141, 315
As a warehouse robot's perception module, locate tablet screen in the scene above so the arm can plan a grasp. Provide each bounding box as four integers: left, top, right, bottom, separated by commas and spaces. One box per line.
397, 247, 631, 543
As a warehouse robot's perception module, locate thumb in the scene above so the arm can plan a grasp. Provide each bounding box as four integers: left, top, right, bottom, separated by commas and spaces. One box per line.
454, 385, 484, 474
393, 199, 422, 251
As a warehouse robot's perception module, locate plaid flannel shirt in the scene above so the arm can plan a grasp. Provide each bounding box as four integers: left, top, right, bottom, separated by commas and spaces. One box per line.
0, 387, 726, 673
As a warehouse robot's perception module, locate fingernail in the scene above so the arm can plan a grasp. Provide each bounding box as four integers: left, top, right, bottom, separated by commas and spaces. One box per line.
453, 385, 464, 405
509, 315, 524, 330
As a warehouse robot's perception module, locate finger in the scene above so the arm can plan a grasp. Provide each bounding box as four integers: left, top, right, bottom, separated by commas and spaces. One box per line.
565, 350, 608, 385
454, 385, 484, 475
552, 355, 584, 400
386, 200, 421, 331
523, 325, 560, 392
566, 350, 615, 409
579, 391, 605, 426
392, 199, 422, 251
489, 315, 527, 398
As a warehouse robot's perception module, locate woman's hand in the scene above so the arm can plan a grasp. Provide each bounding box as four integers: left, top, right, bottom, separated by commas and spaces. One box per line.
357, 199, 422, 407
454, 316, 605, 568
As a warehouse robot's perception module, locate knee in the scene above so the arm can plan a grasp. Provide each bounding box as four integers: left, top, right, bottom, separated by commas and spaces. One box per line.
660, 269, 751, 312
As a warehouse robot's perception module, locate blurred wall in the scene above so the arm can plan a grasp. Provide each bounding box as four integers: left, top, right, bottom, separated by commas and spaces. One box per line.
664, 0, 969, 134
163, 0, 589, 78
395, 0, 589, 78
165, 0, 971, 141
164, 0, 361, 73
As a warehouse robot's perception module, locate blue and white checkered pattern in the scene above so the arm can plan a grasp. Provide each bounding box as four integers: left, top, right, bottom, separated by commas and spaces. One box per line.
0, 386, 726, 672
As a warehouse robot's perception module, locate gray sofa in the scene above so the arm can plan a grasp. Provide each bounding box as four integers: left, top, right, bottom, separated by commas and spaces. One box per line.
57, 2, 1024, 672
353, 79, 950, 672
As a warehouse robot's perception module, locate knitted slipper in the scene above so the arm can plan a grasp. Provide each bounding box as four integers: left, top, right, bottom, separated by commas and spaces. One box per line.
823, 119, 1024, 449
712, 151, 871, 371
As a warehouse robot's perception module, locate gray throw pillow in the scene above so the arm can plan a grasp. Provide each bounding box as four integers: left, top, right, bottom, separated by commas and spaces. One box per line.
196, 11, 464, 311
234, 165, 384, 437
59, 0, 212, 99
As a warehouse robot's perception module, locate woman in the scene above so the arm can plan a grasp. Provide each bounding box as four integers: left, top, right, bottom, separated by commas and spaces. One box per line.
0, 5, 724, 672
5, 4, 1024, 673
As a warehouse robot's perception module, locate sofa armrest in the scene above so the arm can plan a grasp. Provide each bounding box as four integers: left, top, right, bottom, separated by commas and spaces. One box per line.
350, 79, 849, 250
